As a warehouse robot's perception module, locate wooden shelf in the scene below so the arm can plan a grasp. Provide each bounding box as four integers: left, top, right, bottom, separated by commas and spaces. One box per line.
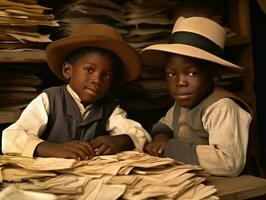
0, 50, 46, 63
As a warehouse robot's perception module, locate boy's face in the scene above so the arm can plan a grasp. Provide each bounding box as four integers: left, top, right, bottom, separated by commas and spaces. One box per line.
165, 54, 214, 108
63, 52, 114, 106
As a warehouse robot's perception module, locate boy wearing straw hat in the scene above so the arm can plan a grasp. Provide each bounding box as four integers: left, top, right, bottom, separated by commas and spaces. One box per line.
2, 24, 151, 160
142, 16, 252, 177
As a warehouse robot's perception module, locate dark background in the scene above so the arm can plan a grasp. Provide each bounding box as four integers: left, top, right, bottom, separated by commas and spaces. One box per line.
250, 0, 266, 176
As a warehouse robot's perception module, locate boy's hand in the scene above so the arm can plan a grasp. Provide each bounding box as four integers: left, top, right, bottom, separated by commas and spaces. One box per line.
144, 133, 171, 157
90, 135, 134, 155
35, 140, 95, 160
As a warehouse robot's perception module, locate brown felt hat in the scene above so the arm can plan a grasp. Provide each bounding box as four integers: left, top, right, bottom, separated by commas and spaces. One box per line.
46, 24, 141, 82
141, 16, 243, 72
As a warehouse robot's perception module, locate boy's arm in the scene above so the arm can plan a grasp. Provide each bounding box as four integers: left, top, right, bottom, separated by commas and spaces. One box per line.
144, 131, 172, 156
152, 121, 199, 164
145, 106, 175, 156
2, 93, 49, 157
150, 104, 176, 138
105, 105, 152, 152
198, 98, 251, 177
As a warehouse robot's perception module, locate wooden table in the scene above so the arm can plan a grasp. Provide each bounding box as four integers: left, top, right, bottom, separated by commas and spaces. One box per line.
206, 175, 266, 200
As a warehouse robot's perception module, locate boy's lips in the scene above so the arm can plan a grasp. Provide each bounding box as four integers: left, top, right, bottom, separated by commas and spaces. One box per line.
175, 93, 192, 100
85, 87, 99, 96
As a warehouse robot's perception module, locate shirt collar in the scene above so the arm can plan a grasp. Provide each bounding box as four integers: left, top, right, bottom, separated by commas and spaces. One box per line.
66, 84, 92, 115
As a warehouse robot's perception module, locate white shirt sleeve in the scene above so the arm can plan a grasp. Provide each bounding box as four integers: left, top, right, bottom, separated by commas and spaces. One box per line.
105, 106, 152, 152
2, 92, 49, 157
197, 98, 252, 177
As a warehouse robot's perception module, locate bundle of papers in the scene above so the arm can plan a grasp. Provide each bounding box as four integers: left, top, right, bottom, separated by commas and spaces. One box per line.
0, 63, 43, 123
56, 0, 126, 36
0, 0, 59, 50
117, 0, 178, 52
54, 0, 179, 52
0, 0, 59, 123
0, 151, 219, 200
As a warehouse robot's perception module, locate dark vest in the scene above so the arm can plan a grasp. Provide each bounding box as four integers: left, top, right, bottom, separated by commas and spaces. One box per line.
41, 86, 118, 142
173, 87, 252, 145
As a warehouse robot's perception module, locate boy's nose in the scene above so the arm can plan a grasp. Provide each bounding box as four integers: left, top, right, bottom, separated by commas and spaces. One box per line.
176, 75, 188, 87
91, 73, 101, 85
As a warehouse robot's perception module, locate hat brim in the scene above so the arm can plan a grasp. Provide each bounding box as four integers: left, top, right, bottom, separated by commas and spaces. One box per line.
46, 35, 141, 82
141, 44, 243, 72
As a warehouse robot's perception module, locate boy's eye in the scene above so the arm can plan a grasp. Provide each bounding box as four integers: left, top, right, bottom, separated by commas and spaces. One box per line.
188, 72, 197, 77
103, 73, 113, 80
84, 67, 94, 73
166, 72, 175, 78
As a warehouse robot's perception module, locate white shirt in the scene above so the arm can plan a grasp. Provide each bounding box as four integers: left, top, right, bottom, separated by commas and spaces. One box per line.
2, 85, 151, 157
159, 98, 252, 177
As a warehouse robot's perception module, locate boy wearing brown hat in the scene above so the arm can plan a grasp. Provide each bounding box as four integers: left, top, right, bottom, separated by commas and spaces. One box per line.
142, 17, 252, 177
2, 24, 151, 160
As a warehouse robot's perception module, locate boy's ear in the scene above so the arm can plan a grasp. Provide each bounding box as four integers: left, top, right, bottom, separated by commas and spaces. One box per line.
62, 62, 72, 81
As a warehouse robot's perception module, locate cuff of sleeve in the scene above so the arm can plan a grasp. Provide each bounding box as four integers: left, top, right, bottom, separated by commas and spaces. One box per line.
127, 128, 152, 153
151, 123, 173, 137
22, 139, 44, 158
163, 138, 199, 165
127, 134, 143, 152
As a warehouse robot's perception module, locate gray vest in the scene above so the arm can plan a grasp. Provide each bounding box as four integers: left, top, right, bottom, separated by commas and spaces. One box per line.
41, 86, 117, 142
173, 87, 252, 145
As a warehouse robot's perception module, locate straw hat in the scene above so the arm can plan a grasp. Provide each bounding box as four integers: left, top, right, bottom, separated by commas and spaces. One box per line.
46, 24, 141, 82
141, 16, 243, 72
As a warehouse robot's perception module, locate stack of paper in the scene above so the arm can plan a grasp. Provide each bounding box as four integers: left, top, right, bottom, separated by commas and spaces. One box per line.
108, 0, 179, 102
0, 63, 44, 123
121, 0, 179, 52
56, 0, 126, 37
0, 0, 59, 123
54, 0, 180, 51
0, 0, 59, 50
0, 151, 219, 200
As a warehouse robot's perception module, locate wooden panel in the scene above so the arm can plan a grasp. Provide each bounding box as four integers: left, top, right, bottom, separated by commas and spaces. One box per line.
0, 51, 46, 63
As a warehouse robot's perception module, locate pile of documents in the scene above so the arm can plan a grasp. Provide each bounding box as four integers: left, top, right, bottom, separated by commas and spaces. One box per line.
0, 0, 59, 123
121, 0, 177, 52
0, 64, 43, 123
56, 0, 179, 52
116, 0, 178, 100
56, 0, 126, 37
0, 151, 219, 200
0, 0, 59, 50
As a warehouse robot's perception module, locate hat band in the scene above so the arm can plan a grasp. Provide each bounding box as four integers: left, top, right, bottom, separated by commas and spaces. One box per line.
169, 31, 226, 59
